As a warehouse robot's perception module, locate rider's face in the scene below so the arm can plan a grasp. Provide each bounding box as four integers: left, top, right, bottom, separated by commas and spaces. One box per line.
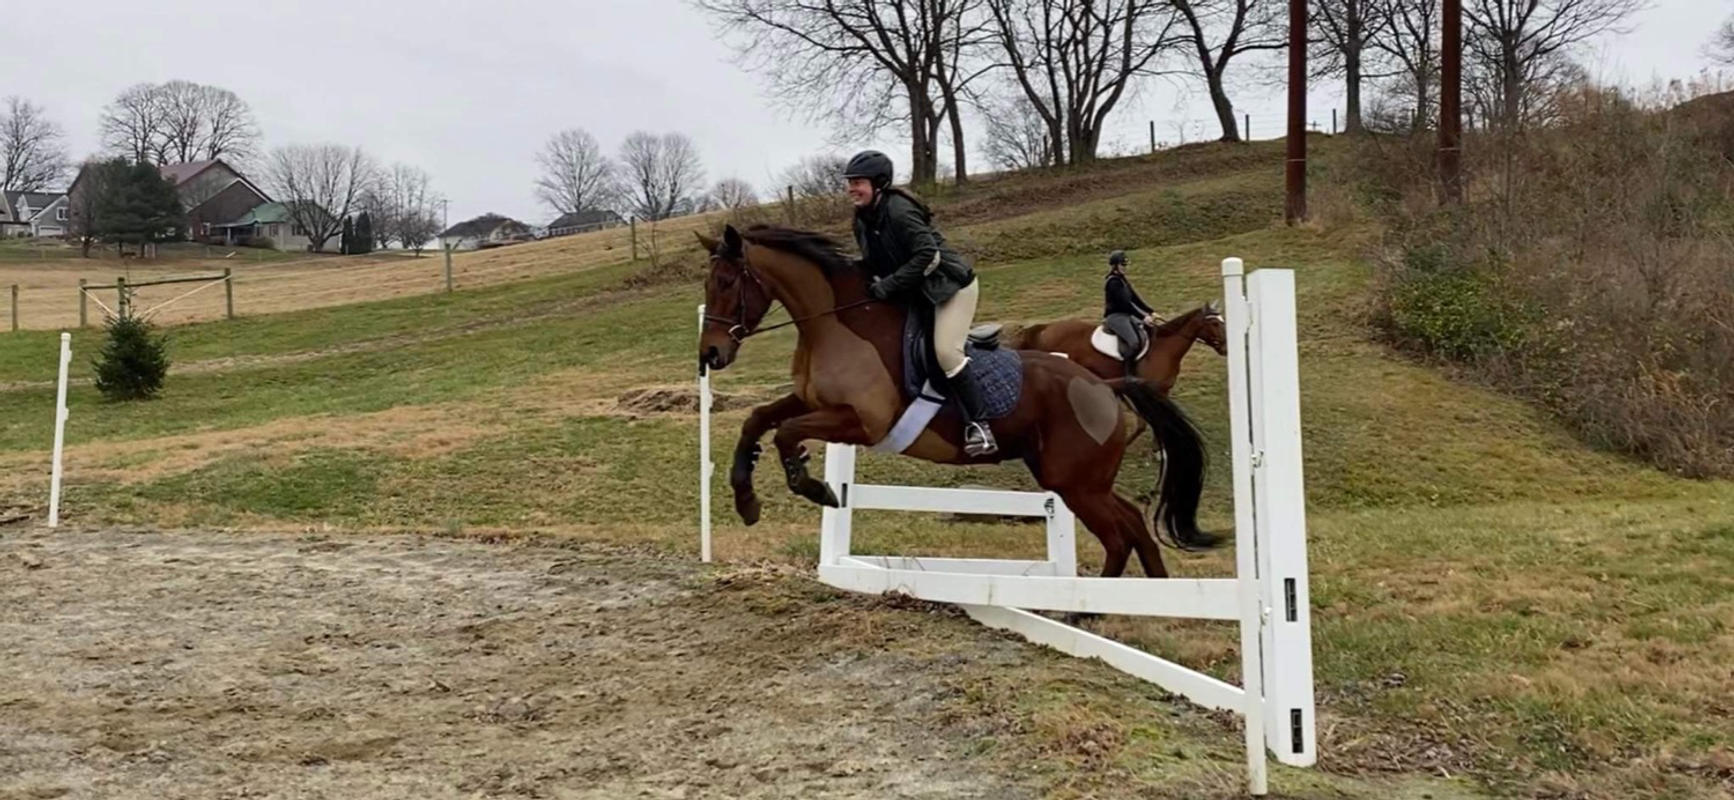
846, 177, 875, 207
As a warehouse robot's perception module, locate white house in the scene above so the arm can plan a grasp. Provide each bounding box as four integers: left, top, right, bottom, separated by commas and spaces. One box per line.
0, 191, 69, 237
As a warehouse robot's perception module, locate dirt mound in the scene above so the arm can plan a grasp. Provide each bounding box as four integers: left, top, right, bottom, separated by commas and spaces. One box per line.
617, 385, 760, 414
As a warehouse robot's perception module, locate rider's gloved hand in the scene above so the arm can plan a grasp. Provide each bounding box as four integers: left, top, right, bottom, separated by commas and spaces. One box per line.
869, 278, 891, 301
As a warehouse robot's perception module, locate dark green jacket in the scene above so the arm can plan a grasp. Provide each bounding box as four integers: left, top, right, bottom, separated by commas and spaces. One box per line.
853, 189, 974, 305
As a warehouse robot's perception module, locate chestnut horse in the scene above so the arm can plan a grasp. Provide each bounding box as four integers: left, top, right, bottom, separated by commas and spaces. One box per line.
1006, 304, 1227, 396
1006, 305, 1227, 444
697, 224, 1222, 579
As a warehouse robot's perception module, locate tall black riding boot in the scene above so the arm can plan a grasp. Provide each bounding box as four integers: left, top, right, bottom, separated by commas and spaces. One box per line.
948, 368, 998, 457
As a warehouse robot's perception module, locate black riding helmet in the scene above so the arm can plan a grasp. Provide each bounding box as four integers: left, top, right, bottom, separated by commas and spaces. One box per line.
842, 150, 895, 190
1108, 250, 1128, 269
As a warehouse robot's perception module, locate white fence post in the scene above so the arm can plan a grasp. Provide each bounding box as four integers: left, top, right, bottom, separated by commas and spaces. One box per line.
1247, 269, 1316, 767
819, 443, 856, 566
698, 304, 713, 563
48, 332, 70, 527
1046, 495, 1076, 578
1223, 258, 1269, 794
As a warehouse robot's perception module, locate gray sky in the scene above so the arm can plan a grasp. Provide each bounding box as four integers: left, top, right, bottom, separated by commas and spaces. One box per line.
3, 0, 1724, 227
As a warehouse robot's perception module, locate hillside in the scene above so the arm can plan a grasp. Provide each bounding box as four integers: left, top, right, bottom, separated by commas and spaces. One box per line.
1, 139, 1729, 799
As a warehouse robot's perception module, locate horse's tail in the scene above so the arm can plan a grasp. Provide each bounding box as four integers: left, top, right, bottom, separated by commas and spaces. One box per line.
1113, 379, 1222, 551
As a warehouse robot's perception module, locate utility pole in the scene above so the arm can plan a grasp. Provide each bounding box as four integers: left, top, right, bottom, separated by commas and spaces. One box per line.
1285, 0, 1308, 225
1438, 0, 1464, 204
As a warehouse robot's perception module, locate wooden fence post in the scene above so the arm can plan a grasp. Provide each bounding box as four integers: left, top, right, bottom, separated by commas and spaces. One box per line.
1149, 120, 1156, 153
78, 279, 87, 328
116, 276, 129, 319
785, 185, 796, 222
9, 284, 16, 332
443, 246, 454, 292
1332, 108, 1337, 134
223, 268, 235, 319
1245, 113, 1251, 140
630, 218, 639, 262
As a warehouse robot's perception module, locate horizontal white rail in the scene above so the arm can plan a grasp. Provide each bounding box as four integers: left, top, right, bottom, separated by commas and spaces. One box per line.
818, 564, 1240, 619
841, 555, 1063, 577
848, 484, 1060, 517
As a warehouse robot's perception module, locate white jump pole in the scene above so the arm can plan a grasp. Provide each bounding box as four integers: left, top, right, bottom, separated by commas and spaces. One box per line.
1222, 257, 1269, 794
698, 304, 713, 563
48, 332, 70, 527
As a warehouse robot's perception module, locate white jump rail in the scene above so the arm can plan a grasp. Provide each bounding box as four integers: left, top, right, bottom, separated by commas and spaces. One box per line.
48, 332, 71, 528
696, 259, 1314, 795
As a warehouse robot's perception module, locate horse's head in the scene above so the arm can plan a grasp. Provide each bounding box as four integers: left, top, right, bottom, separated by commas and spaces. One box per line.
697, 225, 774, 371
1197, 300, 1227, 356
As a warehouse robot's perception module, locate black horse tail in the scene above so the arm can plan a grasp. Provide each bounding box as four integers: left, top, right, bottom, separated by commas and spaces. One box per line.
1113, 379, 1223, 552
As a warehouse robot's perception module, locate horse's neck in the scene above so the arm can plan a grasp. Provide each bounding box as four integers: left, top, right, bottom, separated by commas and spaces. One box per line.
778, 268, 905, 388
1152, 311, 1202, 358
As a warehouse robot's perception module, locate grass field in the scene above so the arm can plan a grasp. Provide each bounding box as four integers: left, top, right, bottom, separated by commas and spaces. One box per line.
1, 140, 1729, 798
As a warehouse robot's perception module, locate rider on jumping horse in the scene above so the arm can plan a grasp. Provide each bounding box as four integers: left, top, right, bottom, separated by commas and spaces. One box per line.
1103, 250, 1165, 379
844, 149, 997, 457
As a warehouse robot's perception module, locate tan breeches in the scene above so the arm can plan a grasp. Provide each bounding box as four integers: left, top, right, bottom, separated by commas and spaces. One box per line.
933, 278, 979, 378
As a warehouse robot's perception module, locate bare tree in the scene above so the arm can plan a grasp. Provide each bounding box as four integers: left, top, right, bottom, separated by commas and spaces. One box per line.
98, 81, 259, 165
619, 132, 705, 221
1711, 15, 1734, 66
535, 128, 618, 217
0, 97, 69, 192
697, 0, 986, 185
1311, 0, 1392, 134
980, 91, 1056, 170
1369, 0, 1439, 131
362, 163, 443, 253
986, 0, 1181, 165
711, 177, 760, 209
780, 153, 850, 199
1170, 0, 1289, 141
1463, 0, 1641, 130
263, 144, 378, 252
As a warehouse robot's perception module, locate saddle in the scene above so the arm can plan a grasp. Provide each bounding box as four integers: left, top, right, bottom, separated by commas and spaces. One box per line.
1091, 320, 1149, 360
899, 314, 1022, 420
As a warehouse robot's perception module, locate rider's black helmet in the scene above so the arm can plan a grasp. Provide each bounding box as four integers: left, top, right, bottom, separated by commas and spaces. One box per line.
1108, 250, 1128, 268
842, 150, 895, 190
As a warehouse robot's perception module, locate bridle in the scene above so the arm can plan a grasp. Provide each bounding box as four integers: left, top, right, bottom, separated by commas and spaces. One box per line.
702, 251, 874, 344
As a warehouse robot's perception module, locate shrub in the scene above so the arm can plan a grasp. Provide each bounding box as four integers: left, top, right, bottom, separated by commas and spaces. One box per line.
92, 314, 170, 401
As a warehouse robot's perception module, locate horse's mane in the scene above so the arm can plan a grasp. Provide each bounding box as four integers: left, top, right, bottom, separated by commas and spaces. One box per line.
1154, 305, 1205, 335
739, 225, 855, 277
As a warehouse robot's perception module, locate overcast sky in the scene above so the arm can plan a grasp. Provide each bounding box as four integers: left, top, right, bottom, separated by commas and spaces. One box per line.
3, 0, 1723, 226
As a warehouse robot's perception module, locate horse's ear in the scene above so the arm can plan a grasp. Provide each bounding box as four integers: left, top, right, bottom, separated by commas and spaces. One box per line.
722, 224, 743, 256
695, 231, 719, 254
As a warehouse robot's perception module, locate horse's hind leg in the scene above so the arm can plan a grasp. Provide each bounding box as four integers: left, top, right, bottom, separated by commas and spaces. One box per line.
1114, 493, 1169, 578
731, 394, 810, 525
770, 406, 870, 509
1057, 489, 1134, 578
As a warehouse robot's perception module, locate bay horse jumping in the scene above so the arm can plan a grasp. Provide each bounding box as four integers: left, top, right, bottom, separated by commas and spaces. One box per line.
697, 224, 1222, 579
1005, 305, 1227, 444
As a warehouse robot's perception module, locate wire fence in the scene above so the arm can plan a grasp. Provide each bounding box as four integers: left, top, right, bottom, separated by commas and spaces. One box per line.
1, 211, 725, 333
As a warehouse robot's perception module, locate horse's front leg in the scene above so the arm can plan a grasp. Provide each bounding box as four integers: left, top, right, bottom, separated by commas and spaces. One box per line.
731, 394, 810, 525
771, 406, 871, 509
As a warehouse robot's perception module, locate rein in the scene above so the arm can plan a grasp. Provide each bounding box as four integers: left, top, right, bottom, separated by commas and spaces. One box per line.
703, 259, 875, 343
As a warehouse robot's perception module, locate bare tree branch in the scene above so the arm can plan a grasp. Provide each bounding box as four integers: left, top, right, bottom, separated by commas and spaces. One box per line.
1, 97, 70, 192
98, 81, 260, 166
1368, 0, 1440, 131
619, 132, 706, 221
263, 144, 378, 252
1711, 15, 1734, 66
711, 177, 761, 209
535, 128, 619, 217
1463, 0, 1643, 129
1169, 0, 1288, 141
362, 163, 443, 253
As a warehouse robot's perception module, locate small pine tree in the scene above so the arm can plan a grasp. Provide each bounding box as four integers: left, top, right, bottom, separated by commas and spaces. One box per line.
340, 215, 357, 255
353, 211, 375, 254
92, 314, 170, 401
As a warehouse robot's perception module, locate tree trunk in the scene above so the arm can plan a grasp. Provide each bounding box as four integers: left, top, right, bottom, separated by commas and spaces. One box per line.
1208, 71, 1241, 142
939, 82, 968, 184
1344, 40, 1364, 134
1501, 50, 1522, 130
1413, 69, 1430, 133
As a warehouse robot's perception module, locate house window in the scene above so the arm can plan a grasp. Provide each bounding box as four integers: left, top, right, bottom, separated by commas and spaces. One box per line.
293, 223, 308, 237
57, 207, 67, 221
201, 222, 210, 235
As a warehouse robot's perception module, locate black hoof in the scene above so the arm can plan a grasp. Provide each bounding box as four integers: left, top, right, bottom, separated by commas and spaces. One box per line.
735, 493, 761, 526
794, 479, 840, 508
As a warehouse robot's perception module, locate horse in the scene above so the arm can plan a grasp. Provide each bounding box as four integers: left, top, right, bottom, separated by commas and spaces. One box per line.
1004, 305, 1227, 445
696, 224, 1222, 579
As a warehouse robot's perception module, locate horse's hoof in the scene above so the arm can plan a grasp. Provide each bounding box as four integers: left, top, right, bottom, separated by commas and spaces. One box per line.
800, 481, 840, 508
735, 494, 761, 526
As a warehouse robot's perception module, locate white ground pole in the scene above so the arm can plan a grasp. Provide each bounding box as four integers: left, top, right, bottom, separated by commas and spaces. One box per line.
48, 332, 71, 527
698, 304, 713, 563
